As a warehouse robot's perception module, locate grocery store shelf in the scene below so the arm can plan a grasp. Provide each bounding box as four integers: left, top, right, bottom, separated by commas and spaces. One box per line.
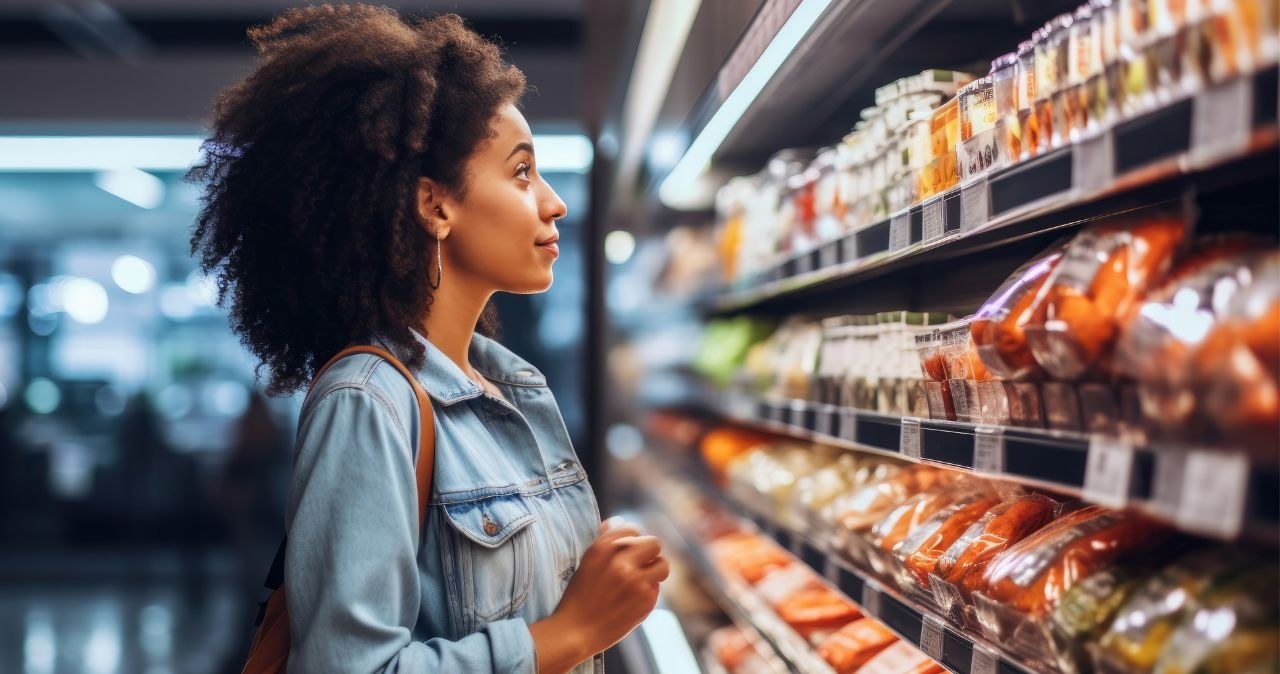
633, 454, 1039, 674
710, 394, 1279, 542
709, 67, 1279, 315
640, 493, 835, 674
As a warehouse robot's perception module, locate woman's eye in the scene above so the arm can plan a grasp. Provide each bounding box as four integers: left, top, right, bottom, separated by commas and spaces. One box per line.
515, 163, 532, 181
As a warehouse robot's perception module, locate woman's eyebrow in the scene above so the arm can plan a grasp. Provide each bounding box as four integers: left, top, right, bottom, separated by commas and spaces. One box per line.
506, 141, 534, 160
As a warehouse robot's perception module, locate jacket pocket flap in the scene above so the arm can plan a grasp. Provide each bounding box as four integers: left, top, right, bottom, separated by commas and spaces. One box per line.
441, 493, 537, 549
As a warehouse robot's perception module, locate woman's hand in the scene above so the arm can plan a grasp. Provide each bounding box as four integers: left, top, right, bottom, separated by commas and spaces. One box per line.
529, 517, 670, 673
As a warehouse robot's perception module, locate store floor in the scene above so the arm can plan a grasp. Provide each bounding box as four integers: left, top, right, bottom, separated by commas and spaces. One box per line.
0, 546, 246, 674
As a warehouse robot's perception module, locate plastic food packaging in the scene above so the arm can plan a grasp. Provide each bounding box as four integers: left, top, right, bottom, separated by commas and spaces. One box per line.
861, 478, 988, 576
991, 52, 1022, 165
1035, 19, 1065, 152
701, 427, 772, 486
817, 618, 900, 674
1149, 563, 1280, 674
825, 465, 952, 542
1120, 0, 1156, 115
1025, 213, 1188, 381
774, 586, 862, 643
709, 532, 793, 584
708, 625, 762, 672
1048, 567, 1144, 674
898, 492, 1005, 589
931, 493, 1060, 609
921, 96, 960, 199
1090, 552, 1247, 674
972, 244, 1066, 381
958, 76, 1003, 180
1018, 38, 1042, 160
854, 641, 945, 674
1093, 0, 1121, 127
1113, 241, 1272, 451
756, 564, 825, 608
936, 318, 993, 423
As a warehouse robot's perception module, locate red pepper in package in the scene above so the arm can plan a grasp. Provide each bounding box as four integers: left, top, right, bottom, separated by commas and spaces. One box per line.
975, 506, 1168, 616
1026, 214, 1188, 380
817, 618, 899, 674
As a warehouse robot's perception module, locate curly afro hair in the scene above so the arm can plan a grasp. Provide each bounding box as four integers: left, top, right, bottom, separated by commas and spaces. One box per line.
188, 4, 525, 395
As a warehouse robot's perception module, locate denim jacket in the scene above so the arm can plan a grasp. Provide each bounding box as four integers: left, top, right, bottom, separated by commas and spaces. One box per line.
285, 331, 603, 673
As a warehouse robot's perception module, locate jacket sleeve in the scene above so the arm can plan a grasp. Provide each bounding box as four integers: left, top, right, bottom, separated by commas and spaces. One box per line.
285, 385, 538, 674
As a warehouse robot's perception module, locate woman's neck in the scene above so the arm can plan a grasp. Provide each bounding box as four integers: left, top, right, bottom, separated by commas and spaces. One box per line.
419, 273, 493, 377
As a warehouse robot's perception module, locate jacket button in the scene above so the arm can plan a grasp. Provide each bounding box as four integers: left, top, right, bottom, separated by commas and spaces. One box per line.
482, 516, 499, 536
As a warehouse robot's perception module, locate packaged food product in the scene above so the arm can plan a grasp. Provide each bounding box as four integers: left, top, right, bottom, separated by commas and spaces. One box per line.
1113, 241, 1270, 448
921, 96, 960, 199
1093, 0, 1121, 126
775, 586, 862, 642
853, 641, 945, 674
709, 532, 792, 584
972, 244, 1066, 381
1067, 4, 1102, 139
1050, 567, 1144, 674
861, 478, 989, 576
1189, 251, 1280, 454
975, 506, 1168, 617
825, 465, 950, 534
708, 625, 758, 671
1025, 213, 1188, 380
1120, 0, 1156, 115
934, 492, 1060, 598
1018, 38, 1042, 160
1151, 563, 1280, 674
990, 52, 1022, 163
1091, 551, 1247, 673
935, 318, 993, 423
1037, 15, 1070, 151
817, 618, 899, 674
899, 492, 1005, 587
701, 426, 772, 486
958, 76, 1003, 180
756, 564, 824, 608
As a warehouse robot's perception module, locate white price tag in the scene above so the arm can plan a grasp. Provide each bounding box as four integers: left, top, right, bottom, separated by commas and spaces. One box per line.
1150, 450, 1189, 519
816, 405, 834, 437
1073, 131, 1115, 193
901, 417, 922, 459
787, 400, 806, 428
922, 197, 946, 242
973, 426, 1005, 474
860, 580, 883, 617
1192, 77, 1252, 168
889, 211, 912, 252
1083, 437, 1135, 509
840, 408, 859, 444
960, 177, 990, 231
970, 643, 1000, 674
919, 615, 946, 661
1176, 451, 1249, 539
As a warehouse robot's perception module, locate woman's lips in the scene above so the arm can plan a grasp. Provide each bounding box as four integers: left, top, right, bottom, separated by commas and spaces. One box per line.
536, 241, 559, 257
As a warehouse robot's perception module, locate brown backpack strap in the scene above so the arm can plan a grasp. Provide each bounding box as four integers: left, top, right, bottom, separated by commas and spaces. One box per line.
260, 344, 436, 597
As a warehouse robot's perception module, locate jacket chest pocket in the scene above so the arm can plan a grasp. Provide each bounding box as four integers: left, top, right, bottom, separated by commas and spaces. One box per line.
438, 493, 538, 631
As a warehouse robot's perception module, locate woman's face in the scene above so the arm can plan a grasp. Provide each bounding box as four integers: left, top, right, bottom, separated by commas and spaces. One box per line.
429, 103, 568, 295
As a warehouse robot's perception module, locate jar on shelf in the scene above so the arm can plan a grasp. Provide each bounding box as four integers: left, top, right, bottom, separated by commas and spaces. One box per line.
1067, 4, 1100, 139
1034, 25, 1060, 154
923, 96, 960, 198
1119, 0, 1156, 116
1017, 38, 1041, 160
958, 76, 1002, 180
1092, 0, 1121, 129
1050, 14, 1074, 150
1146, 0, 1195, 100
991, 52, 1021, 167
812, 148, 844, 245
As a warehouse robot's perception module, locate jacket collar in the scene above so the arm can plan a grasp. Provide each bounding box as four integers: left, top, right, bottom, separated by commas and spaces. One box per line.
409, 330, 547, 405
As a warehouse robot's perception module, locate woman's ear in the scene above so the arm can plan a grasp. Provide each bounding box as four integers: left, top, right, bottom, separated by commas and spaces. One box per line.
416, 177, 452, 240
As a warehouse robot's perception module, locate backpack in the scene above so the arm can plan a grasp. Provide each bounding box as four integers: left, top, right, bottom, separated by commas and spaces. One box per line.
242, 344, 437, 673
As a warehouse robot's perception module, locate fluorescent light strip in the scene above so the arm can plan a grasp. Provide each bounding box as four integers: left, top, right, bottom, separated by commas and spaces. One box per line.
659, 0, 834, 208
638, 609, 701, 674
0, 134, 593, 173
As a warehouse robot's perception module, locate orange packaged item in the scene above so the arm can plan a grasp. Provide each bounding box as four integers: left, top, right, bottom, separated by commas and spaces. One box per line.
709, 532, 792, 584
774, 587, 862, 642
900, 493, 1005, 586
828, 465, 951, 533
972, 244, 1066, 380
701, 427, 771, 486
1114, 242, 1271, 450
936, 493, 1060, 597
854, 641, 945, 674
817, 618, 899, 674
1026, 213, 1187, 380
756, 564, 823, 608
975, 506, 1167, 616
708, 626, 756, 670
870, 479, 987, 553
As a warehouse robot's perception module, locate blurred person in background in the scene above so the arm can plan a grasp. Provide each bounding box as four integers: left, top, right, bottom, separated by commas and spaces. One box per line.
188, 6, 666, 673
215, 391, 289, 674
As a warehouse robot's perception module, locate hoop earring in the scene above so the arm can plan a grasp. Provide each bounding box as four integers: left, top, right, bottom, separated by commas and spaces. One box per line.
428, 236, 443, 290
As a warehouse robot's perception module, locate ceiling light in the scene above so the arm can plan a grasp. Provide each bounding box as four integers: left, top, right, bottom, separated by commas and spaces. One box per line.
110, 255, 156, 294
533, 134, 594, 173
659, 0, 834, 209
94, 168, 165, 209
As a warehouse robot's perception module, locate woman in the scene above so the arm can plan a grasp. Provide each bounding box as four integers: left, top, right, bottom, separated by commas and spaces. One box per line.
189, 6, 667, 673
